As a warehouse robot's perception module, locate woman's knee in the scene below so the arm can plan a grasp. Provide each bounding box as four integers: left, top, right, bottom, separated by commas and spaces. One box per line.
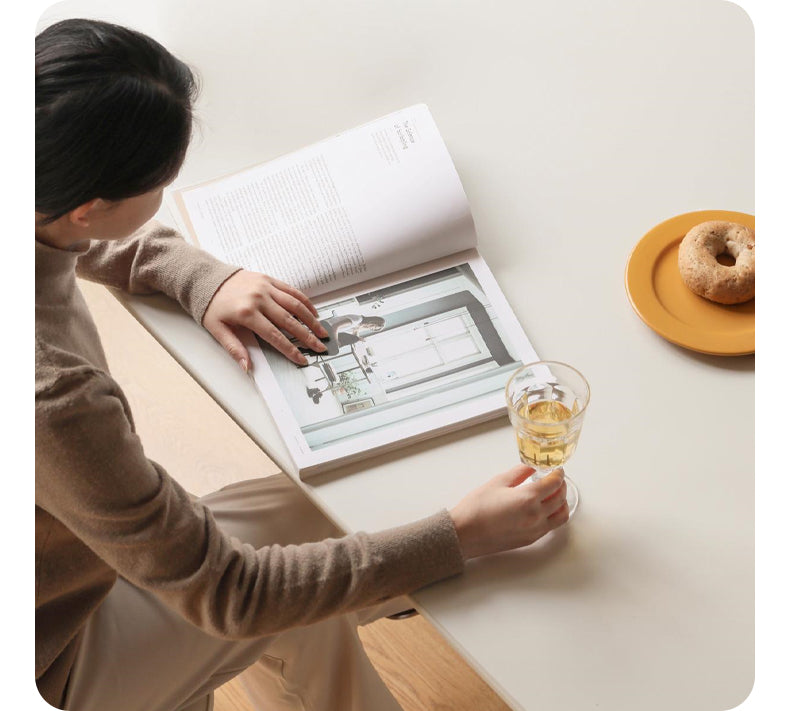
200, 475, 342, 547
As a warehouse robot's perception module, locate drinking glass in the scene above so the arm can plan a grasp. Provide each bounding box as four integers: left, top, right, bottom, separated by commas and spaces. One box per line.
505, 361, 590, 518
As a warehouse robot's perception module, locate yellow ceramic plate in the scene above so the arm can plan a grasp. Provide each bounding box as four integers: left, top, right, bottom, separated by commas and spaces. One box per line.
625, 210, 754, 356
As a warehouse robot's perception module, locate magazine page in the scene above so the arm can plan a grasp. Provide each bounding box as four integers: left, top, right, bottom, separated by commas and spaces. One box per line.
169, 104, 477, 298
242, 248, 540, 475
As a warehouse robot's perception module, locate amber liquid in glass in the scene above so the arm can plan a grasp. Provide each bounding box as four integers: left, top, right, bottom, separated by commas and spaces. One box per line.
516, 399, 579, 470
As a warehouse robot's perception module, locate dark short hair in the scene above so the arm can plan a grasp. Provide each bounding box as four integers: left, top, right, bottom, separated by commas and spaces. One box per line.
35, 19, 198, 222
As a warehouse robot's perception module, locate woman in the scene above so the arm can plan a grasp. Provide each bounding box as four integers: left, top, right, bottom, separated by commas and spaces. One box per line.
324, 313, 385, 353
301, 314, 386, 357
35, 18, 569, 711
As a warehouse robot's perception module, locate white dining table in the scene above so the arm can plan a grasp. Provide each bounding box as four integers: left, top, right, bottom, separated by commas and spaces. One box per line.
40, 1, 755, 709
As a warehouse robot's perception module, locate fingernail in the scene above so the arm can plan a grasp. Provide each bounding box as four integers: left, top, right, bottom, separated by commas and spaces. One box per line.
298, 355, 309, 366
315, 341, 328, 352
318, 326, 329, 338
239, 359, 248, 373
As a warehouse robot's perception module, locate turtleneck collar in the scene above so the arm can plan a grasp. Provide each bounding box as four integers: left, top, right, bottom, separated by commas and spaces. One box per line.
35, 239, 92, 304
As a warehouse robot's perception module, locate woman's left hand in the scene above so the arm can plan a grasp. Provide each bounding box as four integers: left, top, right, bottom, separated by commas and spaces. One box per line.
203, 270, 328, 370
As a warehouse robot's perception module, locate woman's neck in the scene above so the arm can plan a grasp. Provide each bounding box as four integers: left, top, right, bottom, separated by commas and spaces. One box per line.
35, 214, 88, 250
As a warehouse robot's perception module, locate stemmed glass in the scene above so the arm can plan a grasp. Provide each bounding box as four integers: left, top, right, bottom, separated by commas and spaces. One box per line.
505, 361, 590, 518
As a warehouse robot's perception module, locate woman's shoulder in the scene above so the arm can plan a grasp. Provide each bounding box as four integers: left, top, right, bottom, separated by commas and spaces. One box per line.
35, 336, 117, 404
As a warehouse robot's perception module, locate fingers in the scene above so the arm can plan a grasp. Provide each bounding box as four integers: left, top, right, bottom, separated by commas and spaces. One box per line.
531, 468, 565, 498
249, 312, 309, 365
269, 278, 322, 322
547, 501, 570, 528
206, 322, 251, 373
269, 291, 329, 346
495, 464, 536, 488
541, 480, 567, 515
540, 471, 569, 528
264, 301, 327, 353
203, 271, 330, 367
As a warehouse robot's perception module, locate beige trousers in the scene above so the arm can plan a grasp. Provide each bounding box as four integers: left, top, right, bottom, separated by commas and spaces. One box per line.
64, 476, 406, 711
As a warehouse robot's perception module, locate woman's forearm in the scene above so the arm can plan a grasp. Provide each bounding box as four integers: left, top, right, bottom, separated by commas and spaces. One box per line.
75, 220, 240, 324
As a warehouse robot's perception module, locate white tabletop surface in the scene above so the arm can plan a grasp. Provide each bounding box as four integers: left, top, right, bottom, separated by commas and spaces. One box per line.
41, 1, 755, 709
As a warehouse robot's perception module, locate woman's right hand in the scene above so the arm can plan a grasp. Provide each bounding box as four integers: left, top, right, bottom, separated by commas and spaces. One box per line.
449, 465, 569, 561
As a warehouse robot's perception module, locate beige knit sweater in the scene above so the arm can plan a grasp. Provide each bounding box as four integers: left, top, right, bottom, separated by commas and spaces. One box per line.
35, 222, 464, 707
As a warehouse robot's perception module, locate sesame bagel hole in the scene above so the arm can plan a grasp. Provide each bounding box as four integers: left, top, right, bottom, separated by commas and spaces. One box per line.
716, 252, 736, 267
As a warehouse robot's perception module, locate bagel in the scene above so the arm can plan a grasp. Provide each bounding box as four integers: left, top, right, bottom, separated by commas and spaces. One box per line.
678, 221, 755, 304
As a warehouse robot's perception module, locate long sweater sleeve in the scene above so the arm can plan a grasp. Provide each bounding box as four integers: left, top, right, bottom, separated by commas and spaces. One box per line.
75, 219, 241, 324
35, 345, 464, 641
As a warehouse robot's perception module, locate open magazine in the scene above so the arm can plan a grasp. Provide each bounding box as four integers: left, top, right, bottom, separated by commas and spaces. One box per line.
169, 104, 539, 477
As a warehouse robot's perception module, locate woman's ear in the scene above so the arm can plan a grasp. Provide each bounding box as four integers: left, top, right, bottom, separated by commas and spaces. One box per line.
68, 199, 102, 227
